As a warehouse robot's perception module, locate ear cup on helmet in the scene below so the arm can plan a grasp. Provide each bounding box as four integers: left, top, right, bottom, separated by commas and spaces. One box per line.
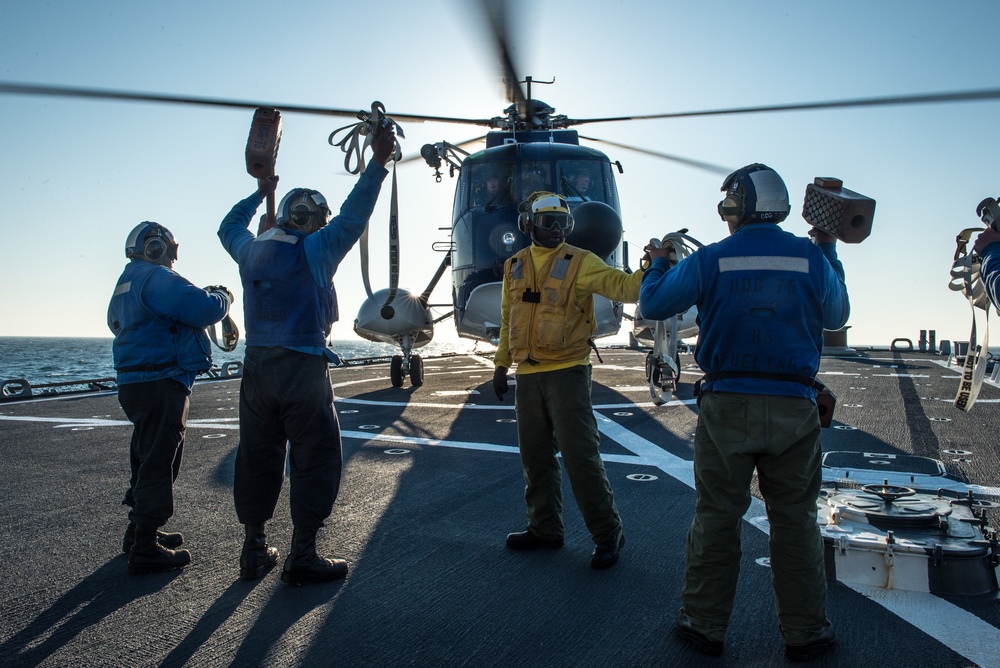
518, 211, 530, 233
718, 192, 744, 223
144, 236, 167, 260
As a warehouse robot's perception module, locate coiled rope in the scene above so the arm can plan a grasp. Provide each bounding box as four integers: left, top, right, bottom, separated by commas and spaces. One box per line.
329, 102, 404, 307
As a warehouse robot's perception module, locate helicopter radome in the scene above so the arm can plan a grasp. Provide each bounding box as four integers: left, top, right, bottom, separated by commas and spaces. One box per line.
353, 287, 434, 388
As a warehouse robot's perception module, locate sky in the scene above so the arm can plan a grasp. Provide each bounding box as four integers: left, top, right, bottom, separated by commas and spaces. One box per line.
1, 0, 999, 350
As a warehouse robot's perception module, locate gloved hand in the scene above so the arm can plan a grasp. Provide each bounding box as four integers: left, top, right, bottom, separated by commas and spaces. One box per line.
256, 174, 279, 200
205, 285, 235, 307
493, 366, 509, 401
974, 226, 1000, 255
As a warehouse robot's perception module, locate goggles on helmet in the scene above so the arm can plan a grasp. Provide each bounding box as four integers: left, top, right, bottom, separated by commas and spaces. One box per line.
289, 204, 332, 228
532, 212, 573, 232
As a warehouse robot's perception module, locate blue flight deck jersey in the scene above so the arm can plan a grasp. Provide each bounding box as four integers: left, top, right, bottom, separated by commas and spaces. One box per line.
639, 223, 849, 399
218, 160, 388, 359
108, 259, 229, 389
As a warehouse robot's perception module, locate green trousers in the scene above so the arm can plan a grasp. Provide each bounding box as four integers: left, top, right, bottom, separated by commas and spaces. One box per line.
514, 364, 621, 544
681, 392, 830, 645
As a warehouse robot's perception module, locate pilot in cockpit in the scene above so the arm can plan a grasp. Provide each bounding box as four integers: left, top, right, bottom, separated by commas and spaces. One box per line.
485, 172, 502, 198
480, 168, 513, 207
568, 167, 594, 201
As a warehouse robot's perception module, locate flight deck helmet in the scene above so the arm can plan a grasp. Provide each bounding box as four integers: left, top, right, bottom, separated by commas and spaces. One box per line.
518, 191, 575, 238
276, 188, 333, 230
125, 221, 178, 263
717, 163, 790, 226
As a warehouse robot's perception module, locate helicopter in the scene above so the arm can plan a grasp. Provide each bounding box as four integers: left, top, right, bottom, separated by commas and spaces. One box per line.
353, 74, 683, 388
2, 2, 1000, 391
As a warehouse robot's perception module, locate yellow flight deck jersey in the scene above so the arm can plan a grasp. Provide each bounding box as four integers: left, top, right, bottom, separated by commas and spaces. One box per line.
495, 242, 643, 375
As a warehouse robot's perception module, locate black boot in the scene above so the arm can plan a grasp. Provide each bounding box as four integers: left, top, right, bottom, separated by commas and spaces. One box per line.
122, 521, 183, 554
128, 524, 191, 575
240, 523, 279, 581
280, 527, 348, 585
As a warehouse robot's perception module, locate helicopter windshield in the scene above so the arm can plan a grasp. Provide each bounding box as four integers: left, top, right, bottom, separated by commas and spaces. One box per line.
456, 155, 617, 216
516, 162, 552, 202
472, 163, 514, 207
559, 161, 606, 203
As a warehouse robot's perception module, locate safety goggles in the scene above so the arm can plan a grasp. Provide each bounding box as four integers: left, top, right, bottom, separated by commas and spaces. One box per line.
533, 213, 572, 232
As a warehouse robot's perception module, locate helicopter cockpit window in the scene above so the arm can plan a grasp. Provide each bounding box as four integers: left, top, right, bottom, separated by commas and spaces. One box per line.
560, 162, 605, 203
472, 163, 513, 207
516, 162, 552, 203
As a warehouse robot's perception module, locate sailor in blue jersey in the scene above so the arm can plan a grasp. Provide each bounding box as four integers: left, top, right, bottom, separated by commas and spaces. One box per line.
974, 225, 1000, 308
218, 125, 395, 585
108, 221, 233, 575
639, 164, 848, 662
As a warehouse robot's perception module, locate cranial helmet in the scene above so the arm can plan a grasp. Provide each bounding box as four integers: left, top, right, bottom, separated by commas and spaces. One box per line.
518, 191, 575, 236
125, 221, 178, 262
717, 163, 790, 225
276, 188, 333, 229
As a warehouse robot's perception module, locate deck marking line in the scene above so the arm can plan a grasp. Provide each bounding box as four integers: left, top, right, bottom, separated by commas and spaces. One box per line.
932, 359, 1000, 387
0, 415, 242, 430
843, 583, 1000, 666
594, 411, 697, 487
339, 397, 513, 410
342, 429, 520, 455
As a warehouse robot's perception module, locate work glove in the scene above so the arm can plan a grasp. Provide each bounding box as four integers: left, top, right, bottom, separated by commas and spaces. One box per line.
493, 366, 509, 401
205, 285, 235, 307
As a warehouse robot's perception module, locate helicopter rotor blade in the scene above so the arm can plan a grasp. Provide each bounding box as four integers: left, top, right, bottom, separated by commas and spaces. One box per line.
0, 81, 494, 127
579, 135, 733, 176
569, 87, 1000, 125
478, 0, 527, 112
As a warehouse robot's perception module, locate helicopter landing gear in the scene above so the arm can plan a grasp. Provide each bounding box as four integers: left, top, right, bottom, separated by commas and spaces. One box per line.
409, 354, 424, 387
389, 333, 425, 388
390, 355, 404, 388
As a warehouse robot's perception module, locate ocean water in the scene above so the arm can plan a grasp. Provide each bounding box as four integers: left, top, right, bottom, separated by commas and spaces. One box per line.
0, 336, 480, 386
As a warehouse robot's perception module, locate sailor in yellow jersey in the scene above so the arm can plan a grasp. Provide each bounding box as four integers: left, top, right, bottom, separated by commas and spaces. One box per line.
493, 192, 643, 569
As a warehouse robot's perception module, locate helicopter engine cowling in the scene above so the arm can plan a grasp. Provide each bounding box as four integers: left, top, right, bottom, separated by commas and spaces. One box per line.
354, 287, 433, 348
565, 201, 623, 259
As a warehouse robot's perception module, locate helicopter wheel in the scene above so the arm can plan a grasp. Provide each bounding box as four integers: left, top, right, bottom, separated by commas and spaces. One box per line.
390, 355, 404, 388
409, 354, 424, 388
